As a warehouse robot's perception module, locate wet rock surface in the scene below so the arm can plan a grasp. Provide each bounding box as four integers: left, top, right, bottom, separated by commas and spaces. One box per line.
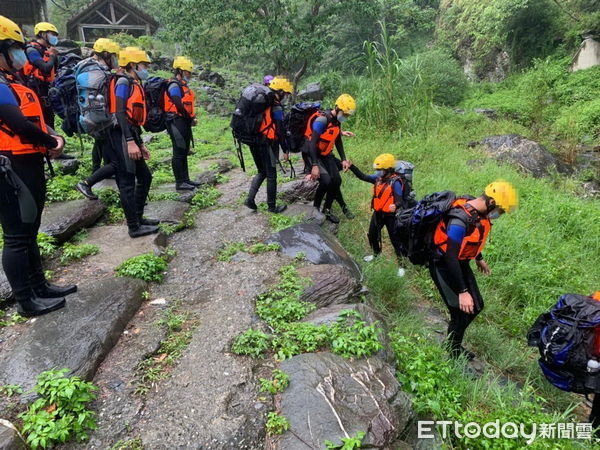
144, 200, 190, 224
298, 264, 362, 307
278, 179, 319, 203
267, 223, 361, 280
40, 199, 105, 243
282, 203, 326, 226
0, 277, 145, 392
272, 352, 414, 449
0, 422, 25, 450
480, 134, 568, 177
56, 157, 80, 175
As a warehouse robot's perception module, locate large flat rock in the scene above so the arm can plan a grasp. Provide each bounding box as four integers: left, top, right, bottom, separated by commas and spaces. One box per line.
266, 223, 361, 280
278, 179, 319, 203
144, 200, 190, 224
0, 277, 146, 391
40, 199, 105, 243
283, 203, 326, 226
298, 264, 362, 307
0, 422, 25, 450
271, 352, 414, 449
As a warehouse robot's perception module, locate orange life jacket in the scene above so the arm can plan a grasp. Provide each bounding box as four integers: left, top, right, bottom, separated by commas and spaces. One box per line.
22, 41, 55, 84
108, 76, 147, 126
163, 79, 195, 118
259, 106, 276, 140
372, 175, 403, 213
433, 198, 491, 260
0, 74, 48, 155
304, 111, 340, 156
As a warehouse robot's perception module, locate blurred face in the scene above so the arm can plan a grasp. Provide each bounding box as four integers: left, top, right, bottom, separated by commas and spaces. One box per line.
182, 70, 192, 81
45, 32, 59, 46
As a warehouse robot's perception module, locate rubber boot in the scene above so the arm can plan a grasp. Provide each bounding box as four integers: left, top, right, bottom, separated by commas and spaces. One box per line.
76, 181, 98, 200
16, 291, 66, 318
176, 182, 196, 191
268, 205, 287, 214
322, 208, 340, 224
128, 224, 159, 238
34, 281, 77, 298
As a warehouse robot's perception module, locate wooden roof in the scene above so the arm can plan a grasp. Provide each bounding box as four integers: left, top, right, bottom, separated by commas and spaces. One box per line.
0, 0, 45, 26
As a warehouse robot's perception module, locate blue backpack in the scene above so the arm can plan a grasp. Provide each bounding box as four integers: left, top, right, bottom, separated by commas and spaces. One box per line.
528, 294, 600, 394
49, 53, 82, 136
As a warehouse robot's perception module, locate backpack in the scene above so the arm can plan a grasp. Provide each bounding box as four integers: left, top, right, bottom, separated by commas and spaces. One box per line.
74, 58, 115, 137
230, 83, 274, 145
283, 101, 321, 152
48, 53, 82, 136
143, 76, 167, 133
527, 294, 600, 394
394, 161, 417, 209
395, 191, 457, 265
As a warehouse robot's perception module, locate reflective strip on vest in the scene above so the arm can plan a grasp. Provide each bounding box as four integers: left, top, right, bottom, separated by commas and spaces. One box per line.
23, 43, 55, 83
433, 198, 491, 260
304, 111, 340, 156
0, 82, 48, 155
163, 80, 196, 118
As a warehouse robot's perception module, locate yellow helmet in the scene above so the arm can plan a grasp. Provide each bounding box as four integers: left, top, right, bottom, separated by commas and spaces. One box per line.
173, 56, 193, 72
0, 16, 25, 45
121, 47, 150, 66
484, 180, 518, 213
335, 94, 356, 115
373, 153, 396, 170
34, 22, 58, 36
93, 38, 119, 54
269, 76, 293, 94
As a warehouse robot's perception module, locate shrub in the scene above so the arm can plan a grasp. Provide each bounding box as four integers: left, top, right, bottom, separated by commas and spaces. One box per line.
115, 253, 168, 282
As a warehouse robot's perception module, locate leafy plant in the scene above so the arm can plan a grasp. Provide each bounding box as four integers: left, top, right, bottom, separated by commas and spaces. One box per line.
46, 175, 81, 203
272, 322, 330, 360
269, 214, 303, 232
0, 384, 23, 397
19, 368, 97, 449
111, 437, 144, 450
325, 431, 366, 449
60, 243, 99, 265
247, 242, 281, 254
217, 242, 246, 262
231, 328, 271, 358
116, 253, 168, 282
37, 233, 57, 258
259, 369, 289, 395
265, 412, 290, 436
0, 311, 27, 328
329, 310, 382, 358
191, 186, 222, 210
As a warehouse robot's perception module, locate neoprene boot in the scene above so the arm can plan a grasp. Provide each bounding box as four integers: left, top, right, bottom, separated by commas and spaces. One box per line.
34, 281, 77, 298
139, 217, 160, 226
176, 182, 196, 191
268, 204, 287, 214
16, 292, 66, 318
322, 208, 340, 224
186, 179, 202, 187
128, 224, 159, 238
342, 206, 355, 219
76, 181, 98, 200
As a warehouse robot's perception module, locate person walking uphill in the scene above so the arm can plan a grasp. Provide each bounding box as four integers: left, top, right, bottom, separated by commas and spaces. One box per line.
306, 94, 355, 224
165, 56, 197, 191
0, 16, 76, 317
429, 181, 518, 359
244, 76, 292, 213
22, 22, 59, 130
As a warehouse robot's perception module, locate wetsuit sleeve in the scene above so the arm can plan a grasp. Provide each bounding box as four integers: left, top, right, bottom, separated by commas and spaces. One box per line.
0, 83, 57, 147
167, 81, 190, 119
308, 116, 328, 165
348, 164, 376, 184
442, 217, 468, 293
115, 77, 133, 142
26, 46, 57, 75
392, 179, 404, 205
272, 104, 288, 152
334, 132, 346, 161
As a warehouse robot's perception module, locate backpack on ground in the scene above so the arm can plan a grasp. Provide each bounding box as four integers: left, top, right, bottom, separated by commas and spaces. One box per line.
74, 58, 114, 137
143, 76, 168, 133
527, 294, 600, 394
283, 101, 321, 153
395, 190, 457, 265
230, 83, 274, 145
49, 53, 82, 136
394, 160, 417, 209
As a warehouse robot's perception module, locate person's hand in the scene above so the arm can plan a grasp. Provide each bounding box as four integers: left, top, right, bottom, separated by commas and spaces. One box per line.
459, 291, 475, 314
127, 140, 142, 160
388, 204, 397, 213
47, 135, 65, 158
311, 165, 320, 181
342, 160, 351, 172
282, 152, 289, 162
140, 145, 150, 160
341, 130, 356, 137
476, 259, 491, 275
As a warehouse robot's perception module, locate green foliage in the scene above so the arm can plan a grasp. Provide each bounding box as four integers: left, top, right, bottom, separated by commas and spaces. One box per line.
248, 242, 282, 254
19, 368, 97, 449
191, 186, 222, 210
272, 322, 330, 360
45, 175, 81, 203
329, 310, 383, 358
217, 242, 246, 262
60, 243, 99, 265
0, 311, 27, 328
265, 412, 290, 436
259, 369, 290, 394
269, 213, 304, 232
111, 438, 144, 450
231, 328, 271, 358
97, 189, 125, 223
325, 431, 366, 449
116, 253, 168, 282
0, 384, 23, 397
37, 233, 57, 258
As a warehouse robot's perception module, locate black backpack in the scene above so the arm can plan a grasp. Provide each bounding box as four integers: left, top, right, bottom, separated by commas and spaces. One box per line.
230, 83, 274, 145
395, 191, 457, 265
48, 53, 82, 136
143, 77, 168, 133
283, 101, 321, 153
528, 294, 600, 394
